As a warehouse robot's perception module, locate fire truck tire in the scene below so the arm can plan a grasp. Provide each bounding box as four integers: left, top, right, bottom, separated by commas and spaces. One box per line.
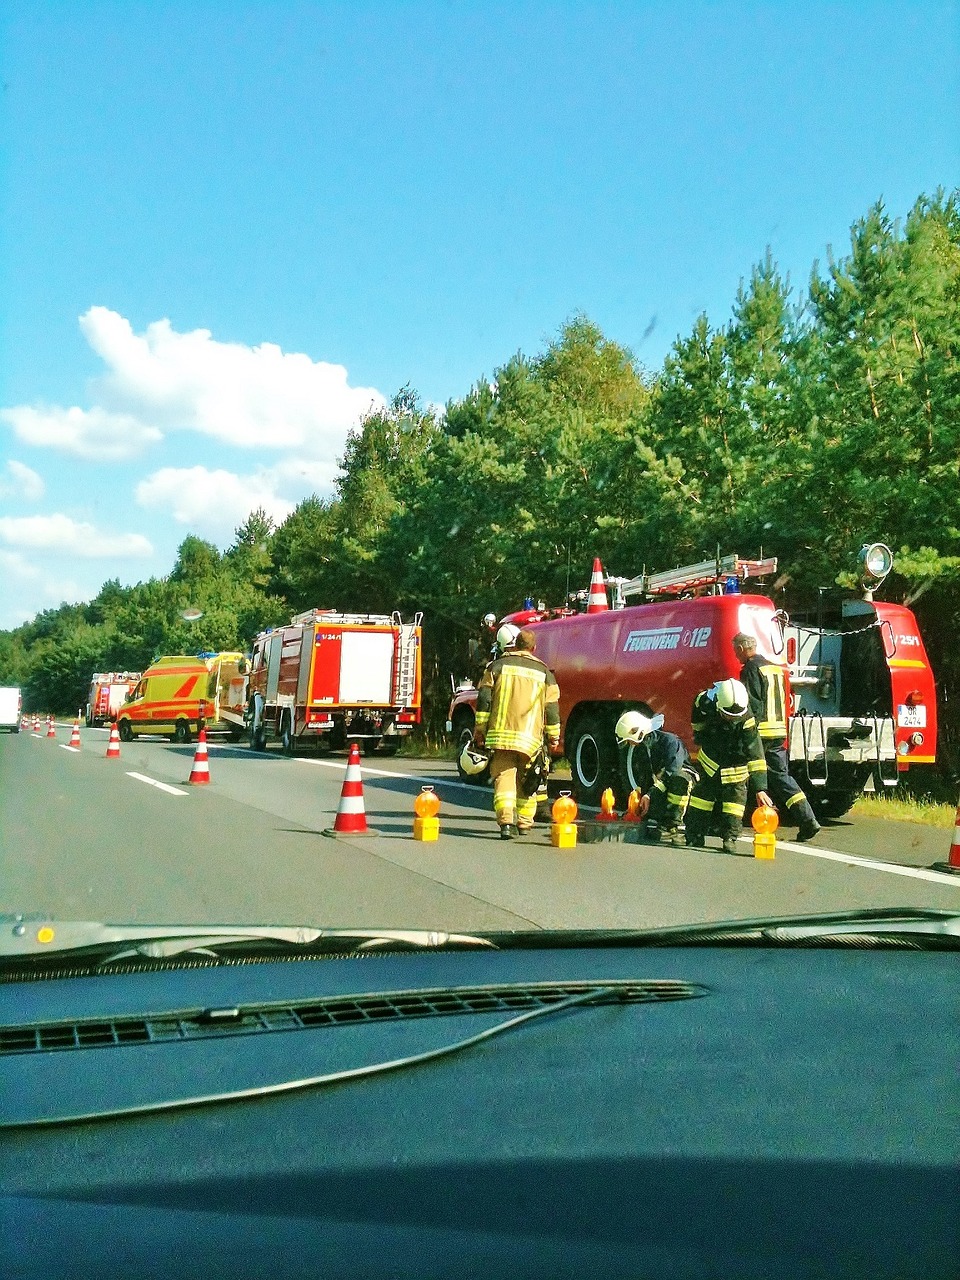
280, 712, 295, 756
118, 719, 133, 743
173, 719, 191, 745
813, 788, 863, 819
376, 737, 401, 757
568, 713, 618, 807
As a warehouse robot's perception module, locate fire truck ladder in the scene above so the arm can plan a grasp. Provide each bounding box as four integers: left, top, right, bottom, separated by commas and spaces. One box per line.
392, 612, 422, 706
871, 714, 900, 788
616, 553, 779, 601
796, 711, 829, 787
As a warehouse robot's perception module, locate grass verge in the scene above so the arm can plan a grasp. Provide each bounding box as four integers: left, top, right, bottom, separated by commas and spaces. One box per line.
851, 794, 957, 827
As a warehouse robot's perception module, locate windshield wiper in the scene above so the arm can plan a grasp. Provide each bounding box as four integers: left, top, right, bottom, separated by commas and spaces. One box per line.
481, 909, 960, 950
0, 918, 498, 965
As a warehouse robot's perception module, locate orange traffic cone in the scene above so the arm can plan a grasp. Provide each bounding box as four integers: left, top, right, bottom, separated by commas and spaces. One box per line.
187, 727, 211, 784
46, 717, 57, 738
932, 803, 960, 874
586, 557, 609, 613
68, 720, 81, 749
105, 722, 121, 759
324, 743, 371, 836
33, 716, 40, 733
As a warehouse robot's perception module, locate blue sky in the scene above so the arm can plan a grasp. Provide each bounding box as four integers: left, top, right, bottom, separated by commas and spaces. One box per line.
0, 1, 957, 628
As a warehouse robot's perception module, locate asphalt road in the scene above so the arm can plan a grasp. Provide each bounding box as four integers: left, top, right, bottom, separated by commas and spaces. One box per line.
2, 724, 958, 931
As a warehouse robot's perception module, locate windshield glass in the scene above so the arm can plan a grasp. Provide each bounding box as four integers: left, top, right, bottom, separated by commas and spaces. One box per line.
1, 3, 958, 944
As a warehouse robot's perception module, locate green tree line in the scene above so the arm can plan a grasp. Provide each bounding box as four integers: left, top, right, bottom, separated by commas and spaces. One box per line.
3, 190, 958, 785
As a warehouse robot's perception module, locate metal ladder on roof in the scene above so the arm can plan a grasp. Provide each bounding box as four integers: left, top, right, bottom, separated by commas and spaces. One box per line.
392, 612, 422, 706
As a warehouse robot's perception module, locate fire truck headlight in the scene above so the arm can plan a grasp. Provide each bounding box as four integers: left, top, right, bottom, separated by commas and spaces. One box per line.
858, 542, 893, 587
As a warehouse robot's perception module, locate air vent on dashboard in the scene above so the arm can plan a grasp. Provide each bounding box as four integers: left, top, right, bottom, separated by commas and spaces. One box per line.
0, 979, 705, 1056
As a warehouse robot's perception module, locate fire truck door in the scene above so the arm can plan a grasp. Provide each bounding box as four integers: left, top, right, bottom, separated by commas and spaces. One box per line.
265, 634, 283, 699
296, 629, 313, 706
340, 631, 395, 704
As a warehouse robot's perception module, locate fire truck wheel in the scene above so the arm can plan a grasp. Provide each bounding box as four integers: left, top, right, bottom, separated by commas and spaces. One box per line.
376, 737, 401, 757
813, 787, 862, 820
173, 719, 191, 745
568, 713, 618, 807
280, 713, 295, 756
118, 719, 133, 743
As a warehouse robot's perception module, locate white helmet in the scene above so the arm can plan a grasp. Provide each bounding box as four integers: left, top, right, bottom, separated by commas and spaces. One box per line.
459, 742, 490, 775
713, 678, 749, 718
615, 710, 664, 745
496, 623, 521, 650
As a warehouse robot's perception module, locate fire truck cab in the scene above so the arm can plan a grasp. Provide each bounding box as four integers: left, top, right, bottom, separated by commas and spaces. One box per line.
448, 549, 937, 818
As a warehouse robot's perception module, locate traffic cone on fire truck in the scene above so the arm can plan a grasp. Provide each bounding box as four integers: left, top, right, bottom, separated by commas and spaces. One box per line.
586, 558, 609, 613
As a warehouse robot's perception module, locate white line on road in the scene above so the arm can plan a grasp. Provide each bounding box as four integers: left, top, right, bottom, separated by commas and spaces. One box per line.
755, 836, 960, 888
126, 771, 188, 796
59, 744, 80, 753
295, 756, 484, 790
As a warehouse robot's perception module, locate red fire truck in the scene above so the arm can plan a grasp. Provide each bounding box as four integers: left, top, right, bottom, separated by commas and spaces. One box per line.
84, 672, 141, 727
447, 548, 937, 817
240, 609, 422, 755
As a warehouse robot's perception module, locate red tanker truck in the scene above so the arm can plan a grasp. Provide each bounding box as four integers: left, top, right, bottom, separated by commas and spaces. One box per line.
447, 548, 937, 817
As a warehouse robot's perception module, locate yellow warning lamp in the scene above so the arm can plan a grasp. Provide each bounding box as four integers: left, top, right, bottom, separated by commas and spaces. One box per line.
413, 787, 441, 818
751, 804, 778, 859
413, 786, 440, 841
598, 788, 618, 821
551, 791, 578, 848
551, 792, 577, 824
624, 790, 643, 822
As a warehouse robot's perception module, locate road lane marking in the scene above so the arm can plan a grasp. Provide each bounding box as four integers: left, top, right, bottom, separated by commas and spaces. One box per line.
126, 771, 188, 796
739, 836, 960, 887
59, 744, 80, 753
295, 756, 486, 789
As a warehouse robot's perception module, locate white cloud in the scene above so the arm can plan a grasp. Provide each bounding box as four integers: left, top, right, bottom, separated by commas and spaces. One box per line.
0, 459, 46, 500
0, 405, 162, 460
0, 514, 153, 558
0, 308, 386, 463
82, 306, 385, 450
136, 466, 295, 536
0, 550, 89, 628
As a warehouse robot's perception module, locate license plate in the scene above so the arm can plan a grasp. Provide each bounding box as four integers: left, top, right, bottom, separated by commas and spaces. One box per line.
897, 705, 926, 728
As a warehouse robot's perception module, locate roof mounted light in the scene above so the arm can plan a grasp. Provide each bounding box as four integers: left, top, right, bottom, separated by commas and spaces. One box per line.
857, 543, 893, 597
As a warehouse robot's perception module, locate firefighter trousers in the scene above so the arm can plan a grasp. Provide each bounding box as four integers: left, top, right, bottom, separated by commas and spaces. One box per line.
490, 750, 538, 830
647, 767, 697, 834
685, 774, 747, 842
763, 745, 817, 828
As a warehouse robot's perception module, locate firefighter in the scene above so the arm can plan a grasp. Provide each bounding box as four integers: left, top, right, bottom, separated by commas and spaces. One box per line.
614, 711, 697, 846
732, 633, 822, 841
473, 625, 561, 840
685, 679, 774, 855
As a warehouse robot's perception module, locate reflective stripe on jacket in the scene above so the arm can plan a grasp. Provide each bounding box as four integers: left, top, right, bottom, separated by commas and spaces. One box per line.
739, 654, 788, 742
475, 652, 560, 757
690, 690, 768, 793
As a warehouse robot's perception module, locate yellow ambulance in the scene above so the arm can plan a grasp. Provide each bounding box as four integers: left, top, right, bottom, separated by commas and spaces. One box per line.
116, 652, 247, 743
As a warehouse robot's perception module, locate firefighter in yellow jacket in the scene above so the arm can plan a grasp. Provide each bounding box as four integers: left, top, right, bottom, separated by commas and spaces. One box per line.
474, 624, 561, 840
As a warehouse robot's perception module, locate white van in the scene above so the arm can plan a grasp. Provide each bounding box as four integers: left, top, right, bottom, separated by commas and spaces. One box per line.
0, 686, 23, 732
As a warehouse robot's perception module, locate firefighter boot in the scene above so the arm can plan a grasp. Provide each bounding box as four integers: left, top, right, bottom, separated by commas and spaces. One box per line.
500, 824, 519, 841
685, 825, 707, 849
797, 818, 822, 841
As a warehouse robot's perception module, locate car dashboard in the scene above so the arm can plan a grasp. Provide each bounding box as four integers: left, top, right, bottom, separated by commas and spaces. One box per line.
2, 939, 958, 1279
